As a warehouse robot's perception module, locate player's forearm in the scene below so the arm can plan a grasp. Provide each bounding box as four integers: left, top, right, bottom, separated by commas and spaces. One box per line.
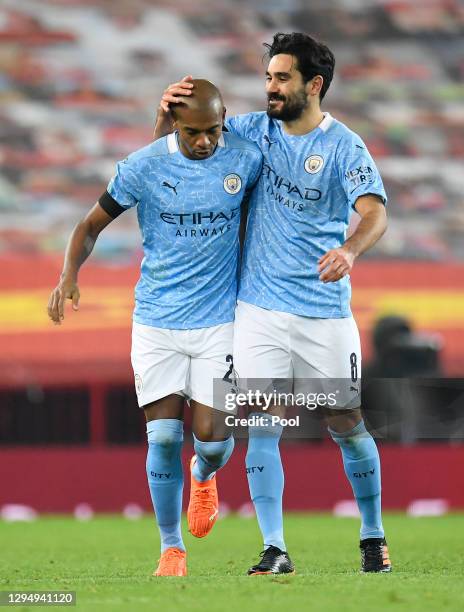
153, 109, 173, 141
343, 208, 387, 258
60, 220, 98, 281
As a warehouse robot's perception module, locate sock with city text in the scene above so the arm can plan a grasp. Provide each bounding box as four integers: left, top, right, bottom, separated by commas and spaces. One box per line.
329, 420, 384, 540
246, 413, 286, 551
146, 418, 185, 552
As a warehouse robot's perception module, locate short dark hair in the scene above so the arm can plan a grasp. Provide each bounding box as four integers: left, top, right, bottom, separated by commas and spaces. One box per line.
264, 32, 335, 101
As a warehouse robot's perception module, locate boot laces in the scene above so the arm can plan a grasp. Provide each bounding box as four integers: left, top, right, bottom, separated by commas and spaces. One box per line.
158, 548, 184, 572
191, 486, 216, 513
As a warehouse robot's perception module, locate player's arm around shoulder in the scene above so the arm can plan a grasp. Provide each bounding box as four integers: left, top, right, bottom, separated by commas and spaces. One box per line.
224, 112, 267, 141
245, 142, 264, 189
224, 132, 263, 187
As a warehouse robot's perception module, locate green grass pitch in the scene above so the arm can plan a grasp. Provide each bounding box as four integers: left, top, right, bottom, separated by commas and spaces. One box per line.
1, 514, 463, 611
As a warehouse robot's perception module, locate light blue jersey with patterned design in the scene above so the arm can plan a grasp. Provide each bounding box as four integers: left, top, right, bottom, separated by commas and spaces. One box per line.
106, 132, 262, 329
225, 112, 387, 318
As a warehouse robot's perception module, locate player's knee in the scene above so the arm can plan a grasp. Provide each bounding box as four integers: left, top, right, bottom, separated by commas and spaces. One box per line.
326, 409, 362, 434
149, 429, 180, 447
196, 438, 232, 463
147, 419, 183, 457
193, 435, 234, 474
193, 425, 215, 442
329, 420, 378, 461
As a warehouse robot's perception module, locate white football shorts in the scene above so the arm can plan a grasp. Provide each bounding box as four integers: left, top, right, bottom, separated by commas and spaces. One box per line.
131, 320, 234, 410
233, 300, 362, 410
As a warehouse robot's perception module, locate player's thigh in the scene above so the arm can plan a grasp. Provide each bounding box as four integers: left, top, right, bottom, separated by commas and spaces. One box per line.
143, 393, 185, 423
290, 316, 361, 409
233, 300, 292, 393
188, 322, 234, 412
190, 400, 232, 441
131, 321, 190, 409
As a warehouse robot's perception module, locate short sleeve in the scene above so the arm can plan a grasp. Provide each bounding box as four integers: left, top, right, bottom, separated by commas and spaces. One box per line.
106, 156, 142, 210
336, 135, 387, 210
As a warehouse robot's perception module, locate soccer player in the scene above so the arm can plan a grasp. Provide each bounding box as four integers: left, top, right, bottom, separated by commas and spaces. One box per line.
47, 80, 262, 577
154, 32, 391, 575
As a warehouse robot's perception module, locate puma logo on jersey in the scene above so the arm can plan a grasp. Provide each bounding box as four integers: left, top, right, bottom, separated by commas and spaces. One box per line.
162, 180, 180, 195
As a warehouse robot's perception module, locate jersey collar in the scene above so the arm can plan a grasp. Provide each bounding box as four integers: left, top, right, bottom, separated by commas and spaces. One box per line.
319, 112, 333, 133
166, 132, 225, 156
275, 112, 334, 138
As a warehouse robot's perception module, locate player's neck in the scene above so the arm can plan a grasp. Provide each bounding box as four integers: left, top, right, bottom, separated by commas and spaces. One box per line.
282, 106, 324, 136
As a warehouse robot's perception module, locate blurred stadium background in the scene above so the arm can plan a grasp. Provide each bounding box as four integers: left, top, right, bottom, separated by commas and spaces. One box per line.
0, 0, 463, 516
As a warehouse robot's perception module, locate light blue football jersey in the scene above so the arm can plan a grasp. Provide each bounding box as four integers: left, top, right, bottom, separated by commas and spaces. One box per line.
225, 112, 387, 318
105, 132, 262, 329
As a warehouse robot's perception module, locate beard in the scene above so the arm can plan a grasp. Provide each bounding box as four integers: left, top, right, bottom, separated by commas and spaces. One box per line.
267, 88, 308, 122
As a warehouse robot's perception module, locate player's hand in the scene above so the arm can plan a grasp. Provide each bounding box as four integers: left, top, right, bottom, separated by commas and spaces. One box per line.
154, 75, 194, 139
47, 278, 80, 325
318, 247, 355, 283
159, 75, 194, 113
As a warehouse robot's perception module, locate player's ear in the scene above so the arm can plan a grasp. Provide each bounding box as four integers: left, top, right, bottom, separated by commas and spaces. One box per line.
307, 75, 323, 98
222, 106, 226, 121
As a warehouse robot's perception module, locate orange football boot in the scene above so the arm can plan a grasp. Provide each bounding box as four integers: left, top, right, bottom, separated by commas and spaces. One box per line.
187, 455, 219, 538
153, 547, 187, 577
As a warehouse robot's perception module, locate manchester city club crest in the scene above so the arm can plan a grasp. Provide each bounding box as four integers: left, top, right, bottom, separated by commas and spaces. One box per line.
134, 374, 143, 395
304, 155, 324, 174
223, 173, 242, 194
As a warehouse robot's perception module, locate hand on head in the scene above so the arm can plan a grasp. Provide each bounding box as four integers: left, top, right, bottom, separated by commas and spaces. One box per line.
160, 75, 194, 114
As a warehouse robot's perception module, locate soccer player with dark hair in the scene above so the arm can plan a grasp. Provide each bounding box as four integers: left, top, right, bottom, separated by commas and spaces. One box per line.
48, 80, 262, 577
156, 32, 391, 576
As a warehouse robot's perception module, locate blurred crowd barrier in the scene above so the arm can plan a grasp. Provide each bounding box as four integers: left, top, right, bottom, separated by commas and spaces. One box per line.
2, 444, 464, 511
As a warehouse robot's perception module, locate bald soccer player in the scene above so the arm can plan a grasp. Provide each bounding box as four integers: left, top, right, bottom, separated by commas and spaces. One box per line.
48, 80, 262, 577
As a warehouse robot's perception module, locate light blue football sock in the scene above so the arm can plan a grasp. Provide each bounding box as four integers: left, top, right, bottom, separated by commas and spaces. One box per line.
192, 434, 235, 482
246, 413, 285, 551
329, 420, 384, 540
146, 419, 185, 552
